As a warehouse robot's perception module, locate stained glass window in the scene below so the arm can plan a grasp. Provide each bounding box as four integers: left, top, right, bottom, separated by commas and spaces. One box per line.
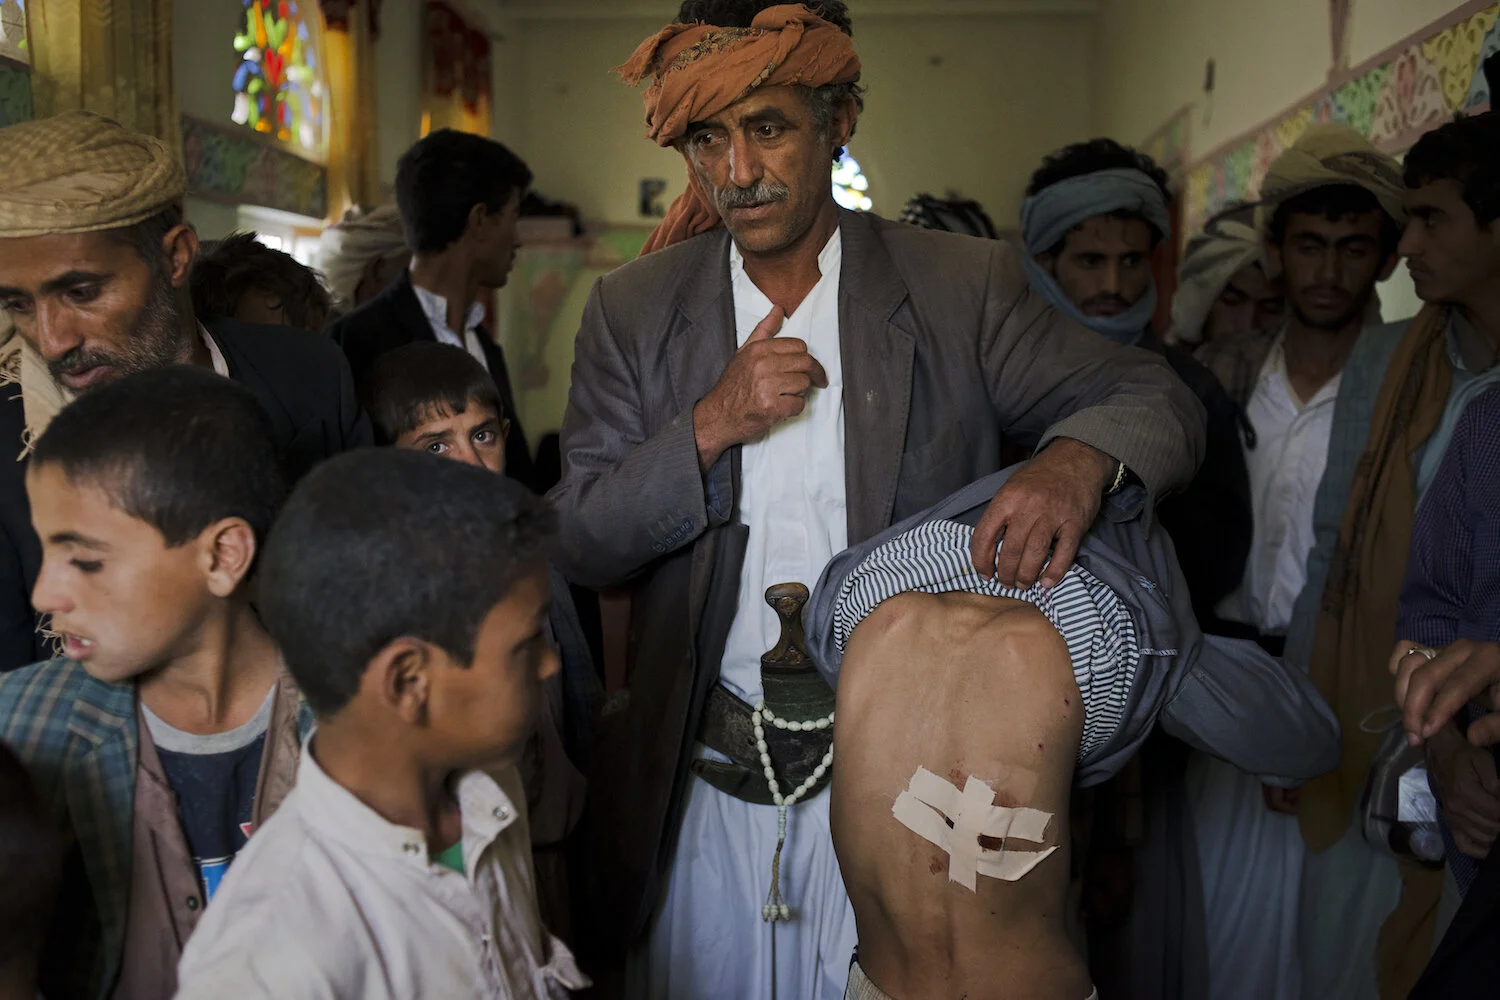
832, 151, 872, 212
231, 0, 327, 160
0, 0, 29, 65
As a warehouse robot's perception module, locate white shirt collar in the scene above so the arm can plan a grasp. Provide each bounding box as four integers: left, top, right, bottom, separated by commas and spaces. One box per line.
410, 280, 487, 347
200, 324, 229, 378
1259, 326, 1345, 411
729, 226, 843, 281
294, 738, 519, 870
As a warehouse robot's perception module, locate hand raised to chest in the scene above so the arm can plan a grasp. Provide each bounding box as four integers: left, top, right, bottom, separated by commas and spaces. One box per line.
691, 306, 829, 472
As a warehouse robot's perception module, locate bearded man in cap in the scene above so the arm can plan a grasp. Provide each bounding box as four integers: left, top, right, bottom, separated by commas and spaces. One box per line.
0, 111, 371, 670
1184, 124, 1405, 1000
550, 3, 1203, 996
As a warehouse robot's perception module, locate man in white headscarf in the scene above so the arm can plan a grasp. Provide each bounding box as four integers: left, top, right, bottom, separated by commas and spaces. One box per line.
1168, 202, 1286, 407
316, 203, 410, 310
1020, 138, 1251, 629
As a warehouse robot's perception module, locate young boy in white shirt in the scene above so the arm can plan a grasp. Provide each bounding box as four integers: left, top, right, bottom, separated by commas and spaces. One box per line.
174, 448, 588, 999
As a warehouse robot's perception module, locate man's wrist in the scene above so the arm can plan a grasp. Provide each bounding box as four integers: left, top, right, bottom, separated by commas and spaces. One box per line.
1050, 437, 1119, 492
692, 398, 728, 474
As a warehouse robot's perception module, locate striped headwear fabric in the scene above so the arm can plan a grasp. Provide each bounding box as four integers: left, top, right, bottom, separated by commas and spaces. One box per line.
829, 519, 1139, 762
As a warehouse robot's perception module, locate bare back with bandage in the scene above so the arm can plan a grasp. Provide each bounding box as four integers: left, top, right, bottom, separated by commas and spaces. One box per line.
831, 591, 1089, 1000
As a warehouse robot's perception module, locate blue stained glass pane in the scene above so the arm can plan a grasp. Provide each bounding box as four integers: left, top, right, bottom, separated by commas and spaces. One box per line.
232, 62, 258, 91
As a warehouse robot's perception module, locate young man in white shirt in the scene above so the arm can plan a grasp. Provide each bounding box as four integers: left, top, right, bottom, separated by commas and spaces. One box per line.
1191, 126, 1404, 1000
175, 450, 588, 999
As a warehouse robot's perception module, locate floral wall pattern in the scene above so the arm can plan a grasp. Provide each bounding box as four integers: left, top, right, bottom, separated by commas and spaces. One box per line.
182, 115, 328, 220
1181, 1, 1498, 237
0, 0, 26, 65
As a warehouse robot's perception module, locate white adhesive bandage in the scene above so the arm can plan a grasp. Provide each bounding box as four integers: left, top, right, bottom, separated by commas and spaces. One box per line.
892, 766, 1057, 891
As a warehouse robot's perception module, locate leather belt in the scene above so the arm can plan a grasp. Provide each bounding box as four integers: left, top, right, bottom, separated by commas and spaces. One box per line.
693, 683, 834, 806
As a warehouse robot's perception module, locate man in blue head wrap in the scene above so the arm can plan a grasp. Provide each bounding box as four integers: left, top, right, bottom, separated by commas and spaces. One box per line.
1021, 139, 1252, 630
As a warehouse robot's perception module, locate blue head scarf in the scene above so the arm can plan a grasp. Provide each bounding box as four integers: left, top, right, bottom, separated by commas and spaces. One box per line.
1019, 167, 1172, 345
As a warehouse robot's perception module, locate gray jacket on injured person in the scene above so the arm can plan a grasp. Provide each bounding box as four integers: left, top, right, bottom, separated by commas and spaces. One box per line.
805, 467, 1341, 787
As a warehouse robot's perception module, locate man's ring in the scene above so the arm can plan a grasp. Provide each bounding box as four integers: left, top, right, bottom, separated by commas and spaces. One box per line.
1407, 645, 1438, 661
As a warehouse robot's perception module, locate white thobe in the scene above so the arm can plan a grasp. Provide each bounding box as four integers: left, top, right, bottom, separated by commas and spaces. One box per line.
1192, 334, 1342, 1000
634, 230, 858, 1000
412, 280, 493, 371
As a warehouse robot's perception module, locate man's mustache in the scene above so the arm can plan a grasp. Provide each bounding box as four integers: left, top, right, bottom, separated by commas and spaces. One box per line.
1081, 294, 1133, 312
717, 181, 791, 212
48, 347, 119, 380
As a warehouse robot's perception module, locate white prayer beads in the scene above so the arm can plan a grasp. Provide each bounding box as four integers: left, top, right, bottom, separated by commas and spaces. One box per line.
752, 700, 835, 923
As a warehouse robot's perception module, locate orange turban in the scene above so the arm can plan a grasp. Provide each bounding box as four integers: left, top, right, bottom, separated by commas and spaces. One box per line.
615, 4, 861, 254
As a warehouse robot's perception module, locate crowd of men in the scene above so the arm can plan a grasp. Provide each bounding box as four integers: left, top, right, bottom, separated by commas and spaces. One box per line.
0, 1, 1497, 999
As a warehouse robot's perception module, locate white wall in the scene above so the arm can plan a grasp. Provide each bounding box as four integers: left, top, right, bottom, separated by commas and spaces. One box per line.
375, 0, 426, 188
500, 15, 686, 225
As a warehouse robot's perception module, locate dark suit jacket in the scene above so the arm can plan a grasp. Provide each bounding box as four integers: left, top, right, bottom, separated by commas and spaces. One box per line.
550, 209, 1207, 952
1152, 333, 1253, 624
0, 318, 372, 670
324, 270, 535, 489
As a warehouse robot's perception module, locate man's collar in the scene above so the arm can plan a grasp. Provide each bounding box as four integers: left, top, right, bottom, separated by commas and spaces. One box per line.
410, 279, 486, 338
198, 323, 229, 377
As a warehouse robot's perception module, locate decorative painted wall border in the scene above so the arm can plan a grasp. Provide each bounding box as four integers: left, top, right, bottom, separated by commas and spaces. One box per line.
0, 56, 31, 127
1140, 104, 1191, 177
181, 114, 329, 220
1178, 0, 1498, 237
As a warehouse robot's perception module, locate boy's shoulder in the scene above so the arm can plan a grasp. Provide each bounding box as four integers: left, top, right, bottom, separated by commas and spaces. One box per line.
176, 792, 363, 998
0, 657, 135, 743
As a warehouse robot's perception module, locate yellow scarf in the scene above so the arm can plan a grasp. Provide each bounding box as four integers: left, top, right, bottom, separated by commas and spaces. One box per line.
1301, 303, 1451, 998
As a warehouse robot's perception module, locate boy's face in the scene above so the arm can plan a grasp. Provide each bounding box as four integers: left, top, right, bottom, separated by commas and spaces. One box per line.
26, 464, 215, 683
395, 398, 509, 475
426, 566, 558, 770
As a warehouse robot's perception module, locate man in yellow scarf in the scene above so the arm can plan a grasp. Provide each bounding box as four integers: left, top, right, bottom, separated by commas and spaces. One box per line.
1286, 109, 1500, 1000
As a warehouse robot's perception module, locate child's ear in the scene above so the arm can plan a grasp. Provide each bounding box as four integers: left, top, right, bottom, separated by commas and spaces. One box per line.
199, 518, 258, 598
372, 638, 433, 723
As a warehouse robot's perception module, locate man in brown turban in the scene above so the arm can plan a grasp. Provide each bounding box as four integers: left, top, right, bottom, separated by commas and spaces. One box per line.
552, 3, 1204, 996
0, 111, 370, 672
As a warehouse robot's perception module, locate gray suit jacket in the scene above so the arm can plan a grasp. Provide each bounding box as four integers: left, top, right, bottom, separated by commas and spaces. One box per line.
549, 209, 1205, 949
805, 468, 1342, 789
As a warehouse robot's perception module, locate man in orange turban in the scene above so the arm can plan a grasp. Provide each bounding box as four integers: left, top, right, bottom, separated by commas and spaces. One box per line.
553, 3, 1205, 996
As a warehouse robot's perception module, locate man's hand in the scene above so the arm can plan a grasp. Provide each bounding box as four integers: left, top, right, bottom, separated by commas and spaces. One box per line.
692, 306, 828, 472
1393, 639, 1500, 747
1427, 722, 1500, 859
1263, 784, 1301, 815
970, 438, 1116, 588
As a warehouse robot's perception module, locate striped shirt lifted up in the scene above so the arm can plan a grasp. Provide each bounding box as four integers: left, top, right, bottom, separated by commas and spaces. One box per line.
830, 519, 1139, 762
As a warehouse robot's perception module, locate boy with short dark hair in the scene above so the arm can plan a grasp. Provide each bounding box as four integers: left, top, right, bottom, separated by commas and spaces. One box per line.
175, 450, 589, 998
0, 366, 311, 1000
191, 231, 336, 332
361, 340, 512, 471
0, 741, 61, 1000
359, 340, 593, 938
